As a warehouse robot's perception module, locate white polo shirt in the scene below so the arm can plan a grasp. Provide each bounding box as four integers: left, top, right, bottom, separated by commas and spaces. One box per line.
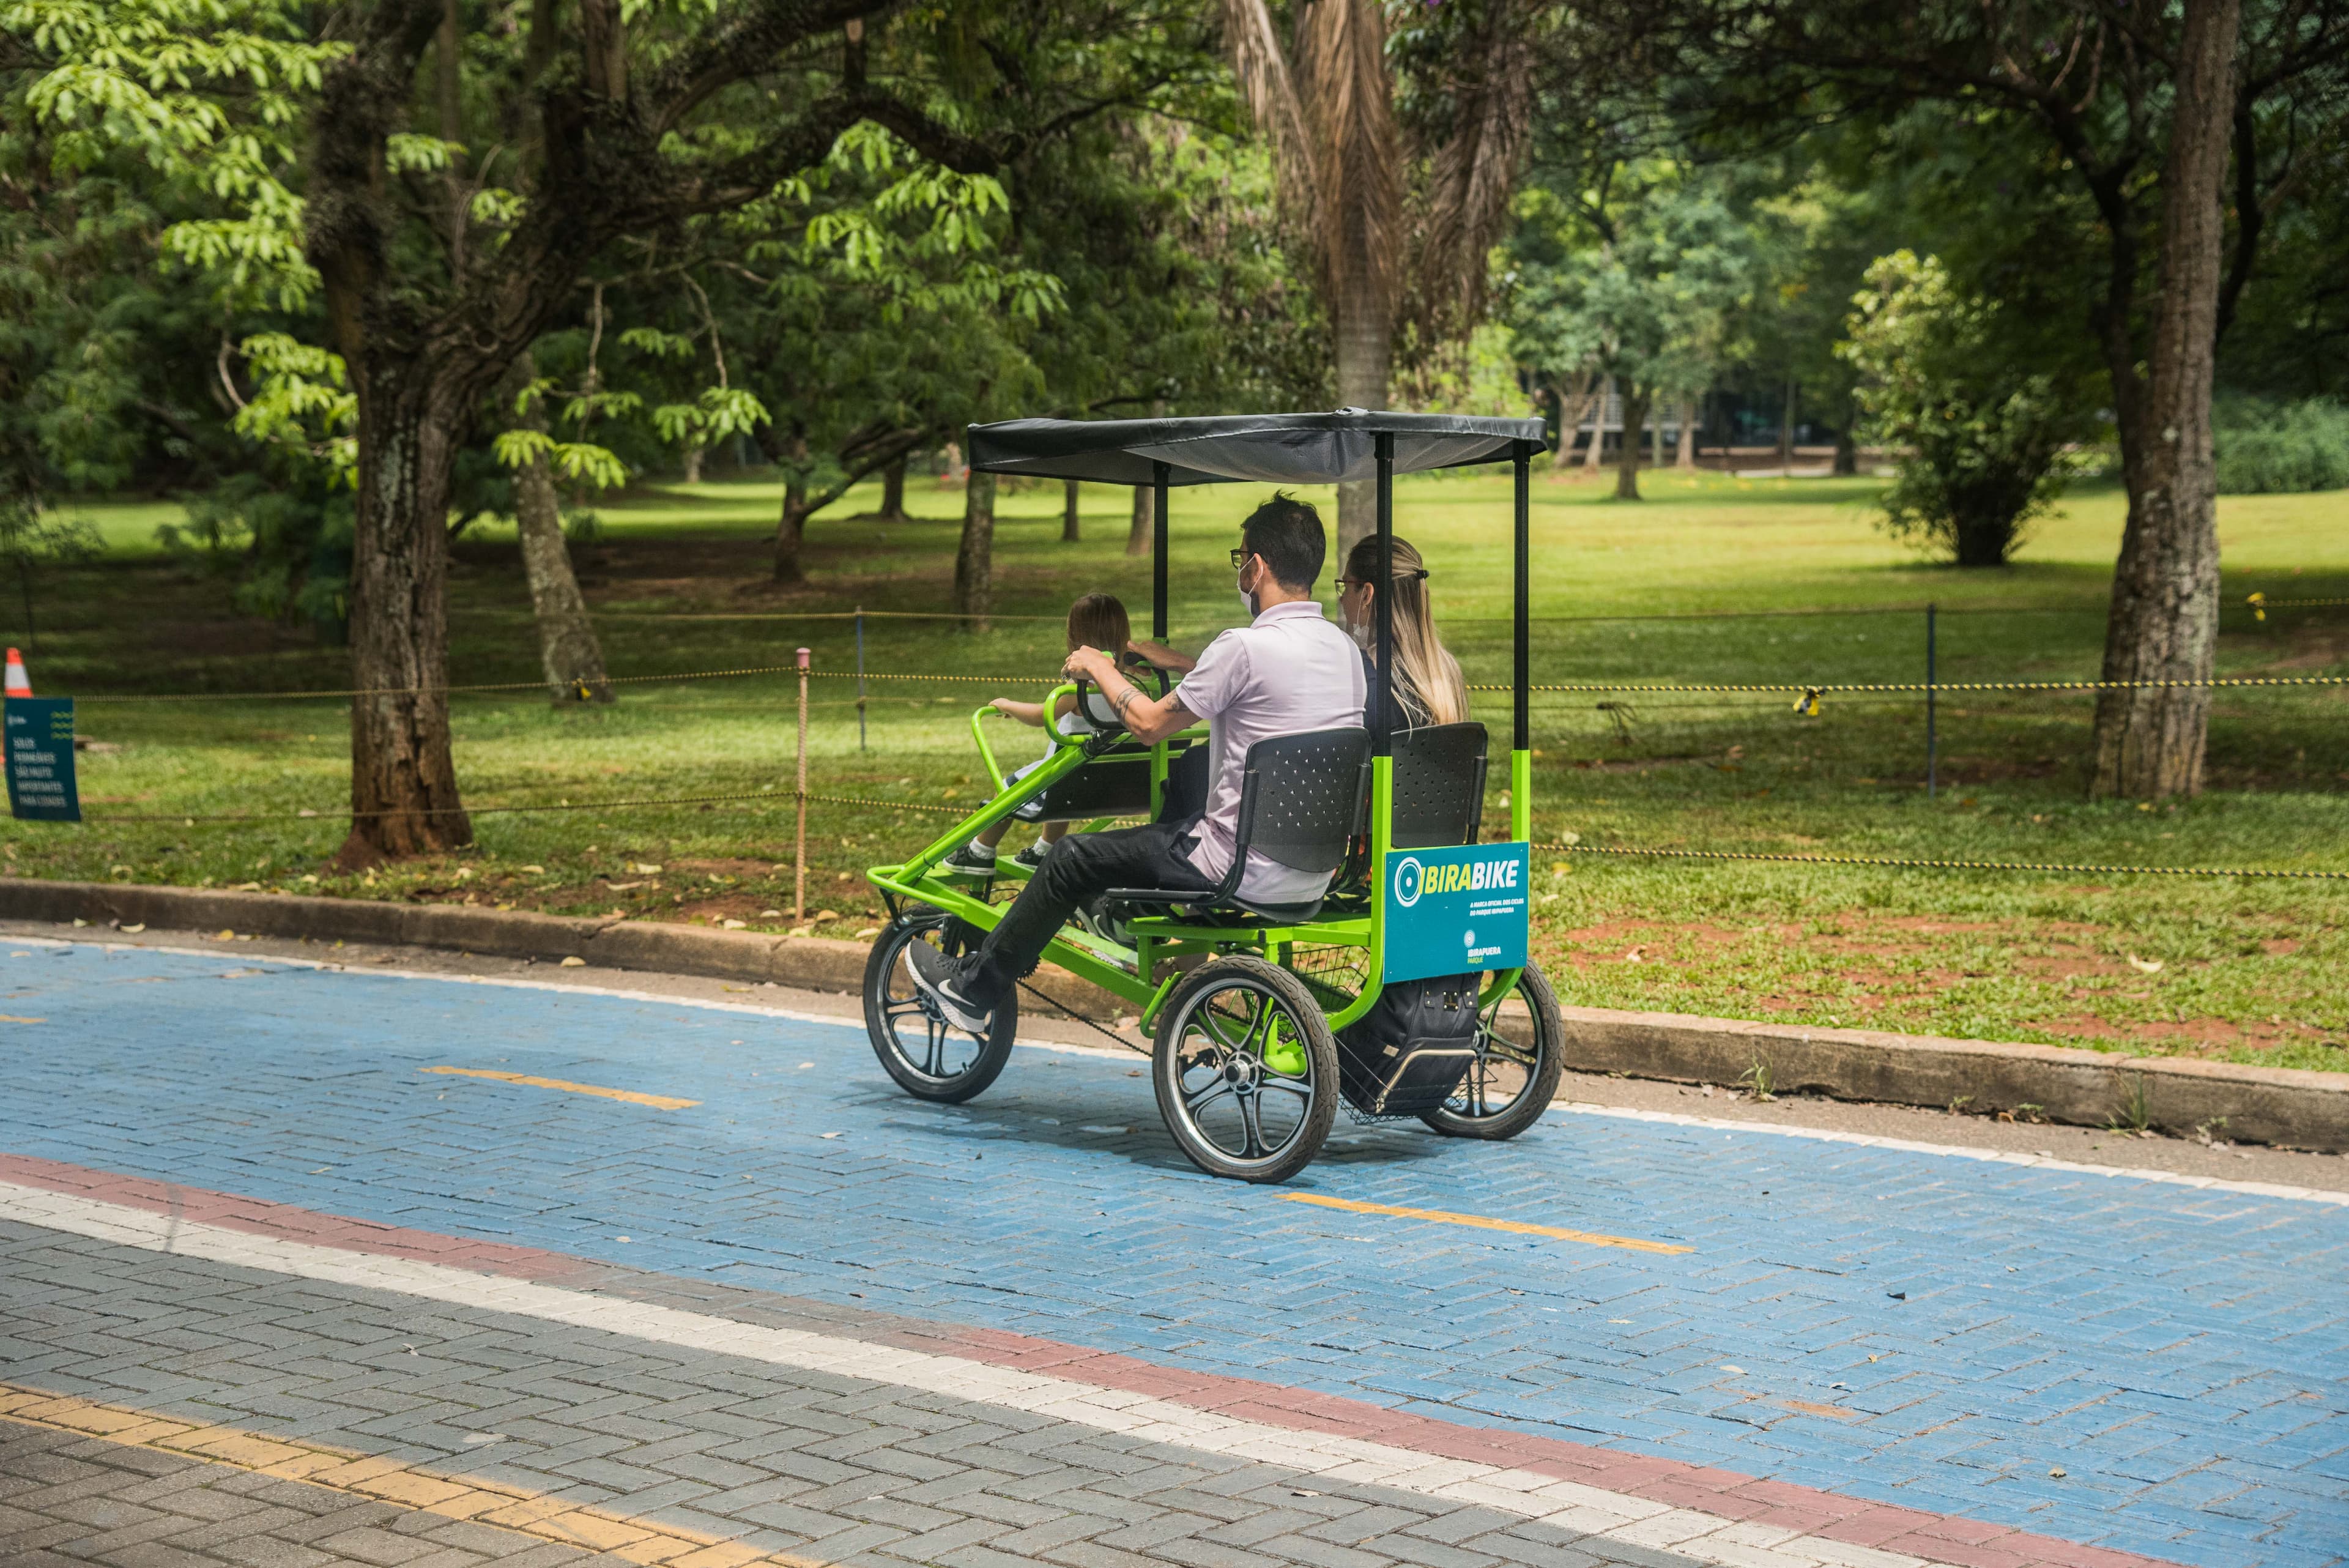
1175, 599, 1367, 902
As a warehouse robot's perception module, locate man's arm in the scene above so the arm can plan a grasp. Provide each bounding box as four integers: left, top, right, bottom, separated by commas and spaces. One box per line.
1065, 646, 1197, 746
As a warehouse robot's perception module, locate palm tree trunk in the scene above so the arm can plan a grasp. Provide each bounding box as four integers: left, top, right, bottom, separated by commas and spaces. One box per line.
955, 471, 996, 629
511, 360, 612, 704
1061, 478, 1082, 542
1332, 292, 1391, 559
2090, 0, 2241, 799
1615, 385, 1649, 502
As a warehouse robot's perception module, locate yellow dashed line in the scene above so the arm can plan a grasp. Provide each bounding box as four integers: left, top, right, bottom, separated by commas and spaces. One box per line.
0, 1014, 45, 1023
1279, 1193, 1693, 1255
0, 1383, 820, 1567
420, 1065, 698, 1110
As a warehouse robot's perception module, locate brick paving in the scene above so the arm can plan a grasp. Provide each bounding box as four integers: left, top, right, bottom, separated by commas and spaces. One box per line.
0, 937, 2343, 1567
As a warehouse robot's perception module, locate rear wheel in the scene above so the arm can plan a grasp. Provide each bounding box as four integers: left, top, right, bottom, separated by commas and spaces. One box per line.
864, 910, 1018, 1103
1153, 957, 1337, 1183
1418, 958, 1564, 1141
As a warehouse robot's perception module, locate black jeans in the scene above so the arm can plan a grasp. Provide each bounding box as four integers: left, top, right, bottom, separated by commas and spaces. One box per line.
963, 819, 1215, 1004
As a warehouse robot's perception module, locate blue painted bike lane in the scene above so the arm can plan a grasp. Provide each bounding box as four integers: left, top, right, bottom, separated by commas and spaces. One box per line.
0, 938, 2341, 1567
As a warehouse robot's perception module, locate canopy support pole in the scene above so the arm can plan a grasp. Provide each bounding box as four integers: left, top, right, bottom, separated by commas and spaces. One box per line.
1375, 433, 1395, 759
1151, 461, 1170, 642
1512, 444, 1532, 841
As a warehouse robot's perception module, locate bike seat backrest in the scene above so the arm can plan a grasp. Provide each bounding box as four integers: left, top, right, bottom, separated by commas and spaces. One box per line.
1076, 685, 1122, 730
1233, 727, 1374, 875
1020, 738, 1196, 822
1389, 722, 1488, 849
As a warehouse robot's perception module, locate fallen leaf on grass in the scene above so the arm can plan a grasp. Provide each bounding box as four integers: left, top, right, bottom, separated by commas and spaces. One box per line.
721, 919, 747, 930
1624, 946, 1645, 963
2125, 954, 2164, 974
560, 956, 585, 967
630, 861, 664, 873
853, 927, 880, 939
121, 923, 145, 934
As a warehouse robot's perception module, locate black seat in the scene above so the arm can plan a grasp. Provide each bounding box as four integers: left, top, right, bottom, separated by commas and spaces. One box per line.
1109, 727, 1372, 924
1391, 722, 1488, 848
1014, 736, 1200, 823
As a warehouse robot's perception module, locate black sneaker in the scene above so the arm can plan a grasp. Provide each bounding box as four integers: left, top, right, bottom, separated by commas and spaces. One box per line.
940, 840, 997, 877
906, 939, 993, 1034
1010, 841, 1052, 871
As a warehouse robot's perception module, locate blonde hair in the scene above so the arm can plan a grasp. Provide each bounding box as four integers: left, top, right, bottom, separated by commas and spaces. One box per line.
1343, 536, 1469, 727
1066, 592, 1130, 657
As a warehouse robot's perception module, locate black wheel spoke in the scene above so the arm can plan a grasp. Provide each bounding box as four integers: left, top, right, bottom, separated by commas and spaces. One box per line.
1185, 1079, 1234, 1116
1238, 1093, 1266, 1158
1261, 1075, 1312, 1099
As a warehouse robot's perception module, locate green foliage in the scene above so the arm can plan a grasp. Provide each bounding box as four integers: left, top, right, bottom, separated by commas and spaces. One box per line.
1507, 162, 1763, 409
2214, 398, 2349, 494
1841, 251, 2090, 567
160, 469, 351, 626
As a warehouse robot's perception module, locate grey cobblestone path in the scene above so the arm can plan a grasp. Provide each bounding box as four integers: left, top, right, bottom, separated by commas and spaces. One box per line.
1, 1222, 1699, 1568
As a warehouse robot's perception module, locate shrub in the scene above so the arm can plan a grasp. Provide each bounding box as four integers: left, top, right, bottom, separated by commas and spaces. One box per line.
1839, 251, 2092, 567
2214, 398, 2349, 494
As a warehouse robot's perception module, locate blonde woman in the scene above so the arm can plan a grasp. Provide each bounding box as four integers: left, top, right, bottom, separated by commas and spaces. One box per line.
1337, 535, 1469, 732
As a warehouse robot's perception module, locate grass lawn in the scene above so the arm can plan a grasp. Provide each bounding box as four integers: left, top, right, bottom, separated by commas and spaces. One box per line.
11, 464, 2348, 1071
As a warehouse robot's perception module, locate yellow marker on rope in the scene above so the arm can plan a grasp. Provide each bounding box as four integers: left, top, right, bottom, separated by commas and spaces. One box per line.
1280, 1193, 1692, 1255
1792, 686, 1824, 717
420, 1066, 697, 1110
2248, 590, 2267, 622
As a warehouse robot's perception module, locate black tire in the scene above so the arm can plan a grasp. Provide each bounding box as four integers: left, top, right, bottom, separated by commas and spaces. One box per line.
1153, 957, 1338, 1183
1419, 958, 1565, 1141
863, 910, 1018, 1103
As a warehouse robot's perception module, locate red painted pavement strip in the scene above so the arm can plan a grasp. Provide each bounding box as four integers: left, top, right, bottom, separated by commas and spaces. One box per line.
0, 1151, 2179, 1568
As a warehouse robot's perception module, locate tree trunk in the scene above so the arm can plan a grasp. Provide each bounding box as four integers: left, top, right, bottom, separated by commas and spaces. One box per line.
1833, 389, 1859, 476
772, 428, 811, 582
1584, 376, 1610, 471
1061, 478, 1082, 542
681, 445, 703, 485
776, 476, 812, 583
1675, 399, 1697, 469
1332, 292, 1392, 559
2090, 0, 2242, 800
1615, 385, 1649, 501
1550, 375, 1593, 469
1778, 377, 1796, 473
878, 454, 908, 521
511, 367, 611, 705
956, 470, 996, 628
338, 391, 472, 866
1126, 483, 1152, 557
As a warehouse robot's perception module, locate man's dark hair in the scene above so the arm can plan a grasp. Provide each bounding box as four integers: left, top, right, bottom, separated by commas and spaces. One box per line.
1239, 492, 1326, 592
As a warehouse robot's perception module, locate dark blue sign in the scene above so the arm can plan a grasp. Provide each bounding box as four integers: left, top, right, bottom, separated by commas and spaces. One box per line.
6, 697, 80, 822
1382, 841, 1529, 982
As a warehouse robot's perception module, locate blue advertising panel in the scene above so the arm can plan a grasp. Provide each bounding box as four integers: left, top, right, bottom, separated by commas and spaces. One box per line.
1381, 841, 1529, 982
5, 697, 79, 822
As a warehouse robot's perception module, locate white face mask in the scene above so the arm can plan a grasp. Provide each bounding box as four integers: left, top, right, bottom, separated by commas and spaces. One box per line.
1348, 619, 1374, 652
1236, 560, 1258, 619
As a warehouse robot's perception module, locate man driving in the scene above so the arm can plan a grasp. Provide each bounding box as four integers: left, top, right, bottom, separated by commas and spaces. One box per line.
909, 494, 1365, 1031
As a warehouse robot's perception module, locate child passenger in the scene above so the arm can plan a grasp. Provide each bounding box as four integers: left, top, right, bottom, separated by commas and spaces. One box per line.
940, 592, 1135, 877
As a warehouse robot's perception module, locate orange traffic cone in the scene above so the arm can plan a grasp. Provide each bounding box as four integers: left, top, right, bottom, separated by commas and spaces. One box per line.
2, 648, 28, 699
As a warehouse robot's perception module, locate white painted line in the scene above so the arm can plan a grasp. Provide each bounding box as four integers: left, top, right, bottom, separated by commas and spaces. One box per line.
1544, 1100, 2349, 1207
0, 1178, 1923, 1568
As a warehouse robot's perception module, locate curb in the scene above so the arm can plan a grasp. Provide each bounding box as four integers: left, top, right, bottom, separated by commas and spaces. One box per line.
7, 877, 2343, 1152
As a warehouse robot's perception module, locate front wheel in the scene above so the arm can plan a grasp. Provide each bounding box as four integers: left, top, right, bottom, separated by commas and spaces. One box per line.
1418, 958, 1565, 1141
864, 910, 1018, 1103
1153, 957, 1338, 1183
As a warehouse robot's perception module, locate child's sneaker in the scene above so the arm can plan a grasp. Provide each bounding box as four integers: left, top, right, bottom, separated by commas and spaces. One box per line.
1010, 841, 1052, 872
940, 841, 997, 877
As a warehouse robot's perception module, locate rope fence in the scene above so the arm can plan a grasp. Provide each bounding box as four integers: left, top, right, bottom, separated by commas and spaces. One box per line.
1539, 842, 2349, 882
22, 591, 2349, 905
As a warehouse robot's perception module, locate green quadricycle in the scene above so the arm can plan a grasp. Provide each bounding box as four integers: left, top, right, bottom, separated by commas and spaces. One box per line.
861, 411, 1564, 1183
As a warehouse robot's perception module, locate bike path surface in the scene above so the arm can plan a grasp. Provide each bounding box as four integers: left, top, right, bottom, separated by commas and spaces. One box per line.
0, 938, 2341, 1567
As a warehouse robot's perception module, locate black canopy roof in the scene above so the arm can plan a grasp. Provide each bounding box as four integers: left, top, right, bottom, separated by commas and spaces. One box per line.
967, 408, 1546, 487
